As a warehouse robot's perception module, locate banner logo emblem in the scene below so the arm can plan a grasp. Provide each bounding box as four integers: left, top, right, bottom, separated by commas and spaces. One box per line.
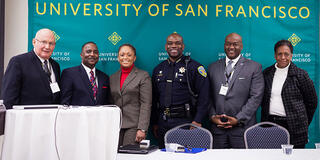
108, 32, 122, 45
288, 33, 301, 46
53, 31, 60, 42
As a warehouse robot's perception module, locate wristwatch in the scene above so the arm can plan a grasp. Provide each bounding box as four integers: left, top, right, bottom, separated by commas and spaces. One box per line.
140, 129, 146, 133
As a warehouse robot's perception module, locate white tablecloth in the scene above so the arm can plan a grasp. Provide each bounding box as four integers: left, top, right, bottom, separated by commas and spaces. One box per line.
117, 149, 320, 160
1, 106, 121, 160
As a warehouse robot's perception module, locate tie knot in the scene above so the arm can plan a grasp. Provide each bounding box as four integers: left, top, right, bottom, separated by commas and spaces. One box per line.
228, 60, 233, 65
90, 70, 94, 76
44, 60, 48, 64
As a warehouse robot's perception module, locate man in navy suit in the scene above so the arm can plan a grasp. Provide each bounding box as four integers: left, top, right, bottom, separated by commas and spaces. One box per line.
1, 28, 61, 109
60, 42, 111, 106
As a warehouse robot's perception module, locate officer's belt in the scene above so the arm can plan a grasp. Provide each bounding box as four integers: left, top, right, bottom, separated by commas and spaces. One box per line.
161, 105, 186, 118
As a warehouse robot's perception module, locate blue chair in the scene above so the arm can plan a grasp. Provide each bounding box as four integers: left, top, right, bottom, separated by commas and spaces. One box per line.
244, 122, 290, 149
164, 123, 213, 149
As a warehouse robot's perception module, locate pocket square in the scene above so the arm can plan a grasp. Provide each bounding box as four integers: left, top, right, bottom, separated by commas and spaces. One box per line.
239, 77, 246, 80
102, 86, 108, 88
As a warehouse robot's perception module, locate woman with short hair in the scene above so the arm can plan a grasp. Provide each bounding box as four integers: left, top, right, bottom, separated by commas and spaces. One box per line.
261, 40, 318, 148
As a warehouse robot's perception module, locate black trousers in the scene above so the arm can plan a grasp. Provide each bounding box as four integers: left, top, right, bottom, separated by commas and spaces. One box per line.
268, 115, 305, 149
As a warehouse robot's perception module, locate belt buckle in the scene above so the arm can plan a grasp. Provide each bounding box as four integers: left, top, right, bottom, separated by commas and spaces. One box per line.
162, 108, 170, 121
164, 108, 170, 116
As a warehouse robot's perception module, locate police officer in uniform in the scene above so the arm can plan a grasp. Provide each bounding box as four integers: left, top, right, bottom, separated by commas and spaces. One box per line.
151, 33, 210, 148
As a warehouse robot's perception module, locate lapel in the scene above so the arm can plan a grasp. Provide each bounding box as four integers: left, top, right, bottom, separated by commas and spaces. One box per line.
282, 63, 296, 90
48, 58, 59, 82
265, 65, 276, 90
263, 65, 276, 106
228, 56, 246, 91
79, 65, 95, 101
114, 70, 122, 95
96, 69, 104, 102
121, 66, 137, 93
30, 51, 52, 92
217, 59, 226, 84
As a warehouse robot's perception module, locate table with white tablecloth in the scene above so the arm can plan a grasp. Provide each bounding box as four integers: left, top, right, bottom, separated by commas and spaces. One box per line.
1, 106, 121, 160
117, 149, 320, 160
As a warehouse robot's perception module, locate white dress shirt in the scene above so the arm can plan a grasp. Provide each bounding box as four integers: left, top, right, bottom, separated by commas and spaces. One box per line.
225, 54, 241, 80
81, 63, 98, 86
34, 49, 56, 83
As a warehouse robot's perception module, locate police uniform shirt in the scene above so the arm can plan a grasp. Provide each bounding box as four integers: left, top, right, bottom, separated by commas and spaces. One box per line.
152, 55, 210, 123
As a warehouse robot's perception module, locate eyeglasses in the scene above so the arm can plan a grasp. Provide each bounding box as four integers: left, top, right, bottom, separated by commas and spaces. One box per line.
35, 39, 56, 47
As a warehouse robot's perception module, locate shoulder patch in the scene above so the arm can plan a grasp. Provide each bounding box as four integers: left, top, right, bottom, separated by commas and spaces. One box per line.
197, 66, 207, 77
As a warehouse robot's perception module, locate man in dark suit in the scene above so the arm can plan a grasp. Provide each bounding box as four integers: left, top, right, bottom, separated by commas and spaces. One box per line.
208, 33, 264, 148
60, 42, 111, 106
1, 28, 61, 109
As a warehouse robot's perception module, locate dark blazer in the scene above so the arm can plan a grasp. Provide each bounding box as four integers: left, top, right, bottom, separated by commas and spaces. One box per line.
109, 66, 152, 131
261, 63, 318, 145
1, 50, 61, 109
60, 65, 111, 106
208, 56, 264, 135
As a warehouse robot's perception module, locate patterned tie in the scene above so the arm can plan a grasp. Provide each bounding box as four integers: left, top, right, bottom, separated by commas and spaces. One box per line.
90, 70, 98, 100
225, 60, 233, 82
43, 60, 51, 82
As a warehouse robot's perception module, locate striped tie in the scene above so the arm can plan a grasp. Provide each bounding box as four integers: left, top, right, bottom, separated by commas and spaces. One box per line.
43, 60, 51, 82
90, 70, 97, 100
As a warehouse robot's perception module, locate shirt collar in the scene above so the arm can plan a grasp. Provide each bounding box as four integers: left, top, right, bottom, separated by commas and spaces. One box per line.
121, 64, 134, 74
275, 62, 291, 71
82, 63, 96, 75
167, 55, 184, 64
225, 54, 241, 66
33, 48, 47, 63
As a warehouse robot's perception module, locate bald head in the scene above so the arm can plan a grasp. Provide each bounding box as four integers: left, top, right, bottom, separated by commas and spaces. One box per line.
224, 33, 243, 59
225, 33, 242, 42
166, 33, 184, 43
165, 33, 185, 62
32, 28, 56, 60
34, 28, 55, 40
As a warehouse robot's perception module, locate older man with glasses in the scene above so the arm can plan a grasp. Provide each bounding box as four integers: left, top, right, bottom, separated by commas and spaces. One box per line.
1, 28, 61, 109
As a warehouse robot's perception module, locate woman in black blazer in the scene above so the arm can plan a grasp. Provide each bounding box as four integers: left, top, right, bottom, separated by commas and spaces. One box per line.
261, 40, 318, 148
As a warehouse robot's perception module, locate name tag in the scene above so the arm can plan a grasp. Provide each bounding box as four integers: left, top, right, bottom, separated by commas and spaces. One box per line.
50, 82, 60, 93
219, 84, 228, 96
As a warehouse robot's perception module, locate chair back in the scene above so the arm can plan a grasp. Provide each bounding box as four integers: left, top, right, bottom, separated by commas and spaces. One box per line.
164, 123, 213, 149
244, 121, 290, 149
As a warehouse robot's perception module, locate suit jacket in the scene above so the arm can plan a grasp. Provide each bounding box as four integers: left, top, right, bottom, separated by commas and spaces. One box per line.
208, 56, 264, 135
261, 63, 318, 145
1, 50, 61, 109
109, 66, 152, 131
60, 65, 111, 106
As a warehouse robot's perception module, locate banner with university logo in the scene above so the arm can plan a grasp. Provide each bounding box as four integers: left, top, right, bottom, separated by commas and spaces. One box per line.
28, 0, 319, 147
